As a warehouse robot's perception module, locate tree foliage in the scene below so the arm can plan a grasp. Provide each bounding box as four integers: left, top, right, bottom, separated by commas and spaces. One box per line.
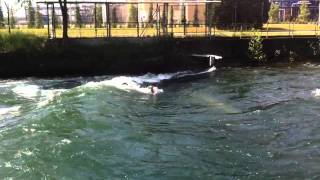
27, 0, 35, 28
169, 5, 174, 28
75, 5, 82, 28
180, 5, 186, 24
35, 5, 43, 28
96, 5, 103, 28
0, 2, 4, 28
111, 7, 118, 28
206, 3, 216, 26
128, 4, 138, 28
148, 3, 154, 27
193, 4, 199, 27
248, 31, 266, 62
215, 0, 270, 29
10, 8, 15, 29
297, 2, 310, 23
268, 3, 279, 23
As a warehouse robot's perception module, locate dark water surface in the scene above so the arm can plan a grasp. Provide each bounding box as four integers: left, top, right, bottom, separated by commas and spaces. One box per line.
1, 64, 320, 179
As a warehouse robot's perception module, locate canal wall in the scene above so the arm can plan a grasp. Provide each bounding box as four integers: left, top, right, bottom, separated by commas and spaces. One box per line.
0, 37, 319, 77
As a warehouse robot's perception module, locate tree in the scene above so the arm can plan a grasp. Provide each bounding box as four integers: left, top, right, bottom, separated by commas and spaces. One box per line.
148, 3, 154, 27
215, 0, 270, 29
111, 7, 118, 28
206, 3, 216, 27
169, 5, 174, 28
75, 4, 82, 28
297, 2, 310, 23
161, 4, 168, 34
268, 3, 279, 23
96, 5, 103, 28
27, 0, 35, 28
35, 5, 43, 28
0, 1, 4, 28
58, 0, 68, 40
193, 4, 199, 27
180, 5, 186, 25
128, 4, 138, 28
52, 7, 59, 29
10, 8, 15, 29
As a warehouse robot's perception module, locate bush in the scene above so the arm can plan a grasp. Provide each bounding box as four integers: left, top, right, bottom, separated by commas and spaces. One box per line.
0, 32, 46, 53
248, 31, 266, 62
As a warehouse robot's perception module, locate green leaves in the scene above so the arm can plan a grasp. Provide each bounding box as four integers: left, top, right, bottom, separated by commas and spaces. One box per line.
297, 2, 310, 23
268, 3, 279, 23
248, 31, 266, 62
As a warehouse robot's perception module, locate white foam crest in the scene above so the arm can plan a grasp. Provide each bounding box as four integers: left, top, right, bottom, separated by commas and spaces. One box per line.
82, 76, 163, 94
80, 67, 215, 94
132, 72, 181, 84
37, 89, 66, 108
12, 84, 40, 99
312, 89, 320, 97
0, 80, 29, 88
0, 106, 21, 116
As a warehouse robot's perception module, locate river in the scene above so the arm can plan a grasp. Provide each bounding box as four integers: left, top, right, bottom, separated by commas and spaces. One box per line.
0, 63, 320, 179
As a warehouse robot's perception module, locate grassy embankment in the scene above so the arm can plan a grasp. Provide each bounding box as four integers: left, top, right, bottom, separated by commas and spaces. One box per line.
1, 23, 320, 38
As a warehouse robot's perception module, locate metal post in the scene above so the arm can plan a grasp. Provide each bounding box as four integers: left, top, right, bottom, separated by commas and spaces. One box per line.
266, 23, 269, 39
94, 3, 97, 37
137, 3, 139, 37
47, 3, 50, 38
163, 3, 168, 36
183, 3, 186, 36
52, 3, 56, 38
171, 5, 174, 36
106, 3, 111, 38
205, 2, 208, 36
156, 3, 159, 36
158, 3, 161, 36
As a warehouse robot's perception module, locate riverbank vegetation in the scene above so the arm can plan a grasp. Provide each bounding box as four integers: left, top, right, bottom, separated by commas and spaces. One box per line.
0, 32, 45, 53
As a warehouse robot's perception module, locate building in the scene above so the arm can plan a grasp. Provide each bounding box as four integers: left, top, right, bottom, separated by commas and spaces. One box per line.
270, 0, 319, 21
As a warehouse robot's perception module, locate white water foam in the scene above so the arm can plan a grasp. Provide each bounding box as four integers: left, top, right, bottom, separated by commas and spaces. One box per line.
37, 89, 66, 108
81, 67, 215, 94
10, 83, 65, 108
311, 89, 320, 97
82, 75, 164, 94
0, 106, 21, 116
12, 84, 40, 99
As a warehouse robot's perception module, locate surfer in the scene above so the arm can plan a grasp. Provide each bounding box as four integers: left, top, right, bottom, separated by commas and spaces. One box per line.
150, 85, 158, 95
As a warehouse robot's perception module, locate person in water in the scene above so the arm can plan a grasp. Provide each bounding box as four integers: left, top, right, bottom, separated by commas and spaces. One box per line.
150, 85, 158, 95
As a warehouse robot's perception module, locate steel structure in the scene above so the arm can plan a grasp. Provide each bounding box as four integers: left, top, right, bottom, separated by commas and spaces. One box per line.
36, 0, 221, 38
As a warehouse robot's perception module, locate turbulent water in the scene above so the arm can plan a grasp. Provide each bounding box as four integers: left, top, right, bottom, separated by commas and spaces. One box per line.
1, 64, 320, 179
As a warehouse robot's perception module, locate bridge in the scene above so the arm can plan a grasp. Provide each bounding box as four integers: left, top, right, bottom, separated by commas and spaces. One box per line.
35, 0, 221, 38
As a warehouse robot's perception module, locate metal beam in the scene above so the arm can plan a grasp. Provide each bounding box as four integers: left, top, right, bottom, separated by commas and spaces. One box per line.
36, 1, 222, 5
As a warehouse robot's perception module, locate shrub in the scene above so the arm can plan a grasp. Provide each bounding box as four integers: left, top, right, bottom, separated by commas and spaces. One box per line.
248, 31, 266, 62
0, 32, 46, 53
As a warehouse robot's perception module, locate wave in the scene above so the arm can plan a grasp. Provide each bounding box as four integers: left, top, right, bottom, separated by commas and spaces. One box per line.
312, 89, 320, 97
81, 67, 216, 94
0, 67, 216, 111
0, 106, 21, 116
